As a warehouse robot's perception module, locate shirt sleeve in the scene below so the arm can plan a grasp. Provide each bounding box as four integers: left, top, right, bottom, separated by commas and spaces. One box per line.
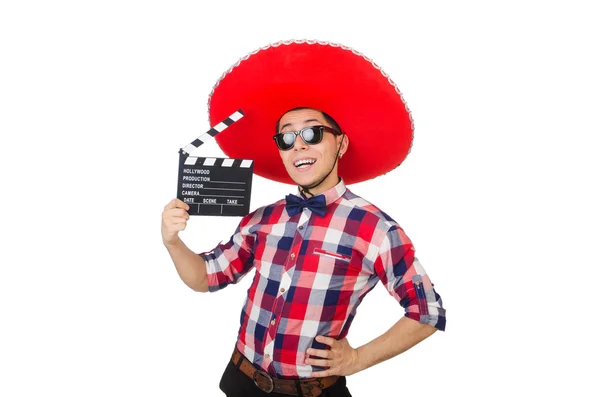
199, 213, 257, 292
373, 225, 446, 331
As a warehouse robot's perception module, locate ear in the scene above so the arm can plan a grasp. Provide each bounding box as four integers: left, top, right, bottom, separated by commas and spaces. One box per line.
338, 134, 349, 158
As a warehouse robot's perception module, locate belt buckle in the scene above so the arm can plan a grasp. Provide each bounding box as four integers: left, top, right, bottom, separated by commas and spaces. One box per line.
253, 369, 275, 393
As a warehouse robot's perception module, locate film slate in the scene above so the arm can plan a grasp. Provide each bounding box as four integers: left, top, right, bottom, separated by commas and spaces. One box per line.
177, 110, 254, 216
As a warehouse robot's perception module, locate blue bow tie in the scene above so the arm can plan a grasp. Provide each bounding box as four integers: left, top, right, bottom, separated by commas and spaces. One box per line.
285, 194, 327, 217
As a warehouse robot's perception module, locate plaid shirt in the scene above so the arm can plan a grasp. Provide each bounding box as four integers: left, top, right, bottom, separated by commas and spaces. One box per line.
200, 179, 445, 379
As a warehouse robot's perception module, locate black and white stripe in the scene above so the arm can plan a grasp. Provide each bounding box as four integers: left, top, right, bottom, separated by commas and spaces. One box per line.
183, 157, 253, 168
180, 109, 244, 155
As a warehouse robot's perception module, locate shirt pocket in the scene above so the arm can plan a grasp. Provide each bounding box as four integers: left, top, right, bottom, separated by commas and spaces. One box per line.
311, 247, 365, 293
312, 248, 363, 274
313, 248, 352, 263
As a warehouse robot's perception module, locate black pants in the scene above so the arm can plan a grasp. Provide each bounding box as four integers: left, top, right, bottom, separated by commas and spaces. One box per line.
219, 359, 353, 397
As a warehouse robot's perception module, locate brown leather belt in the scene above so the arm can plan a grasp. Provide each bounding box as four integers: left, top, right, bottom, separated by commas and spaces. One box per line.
231, 348, 339, 396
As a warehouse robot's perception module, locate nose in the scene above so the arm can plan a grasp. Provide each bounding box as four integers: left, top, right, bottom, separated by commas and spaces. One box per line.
293, 134, 308, 150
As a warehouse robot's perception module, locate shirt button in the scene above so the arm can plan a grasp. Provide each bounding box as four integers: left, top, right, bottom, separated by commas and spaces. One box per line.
280, 287, 285, 293
271, 319, 276, 326
299, 226, 304, 230
265, 354, 270, 359
290, 253, 295, 259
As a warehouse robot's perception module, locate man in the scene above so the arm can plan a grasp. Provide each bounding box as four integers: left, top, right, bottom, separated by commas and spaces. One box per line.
162, 41, 446, 396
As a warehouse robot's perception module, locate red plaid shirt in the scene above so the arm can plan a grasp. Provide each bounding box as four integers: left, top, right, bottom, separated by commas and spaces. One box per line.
200, 179, 445, 379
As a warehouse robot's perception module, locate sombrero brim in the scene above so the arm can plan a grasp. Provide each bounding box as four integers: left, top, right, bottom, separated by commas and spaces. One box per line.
208, 40, 413, 185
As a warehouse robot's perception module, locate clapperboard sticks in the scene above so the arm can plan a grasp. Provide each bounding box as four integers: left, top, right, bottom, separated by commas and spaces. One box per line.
177, 109, 254, 216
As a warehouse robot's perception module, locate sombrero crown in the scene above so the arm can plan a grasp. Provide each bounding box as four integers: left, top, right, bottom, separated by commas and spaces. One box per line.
208, 39, 414, 185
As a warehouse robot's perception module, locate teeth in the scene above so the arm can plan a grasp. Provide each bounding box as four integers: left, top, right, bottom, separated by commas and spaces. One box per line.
294, 159, 316, 167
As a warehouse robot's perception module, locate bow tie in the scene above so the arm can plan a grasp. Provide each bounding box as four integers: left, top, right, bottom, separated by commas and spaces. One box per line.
285, 194, 327, 217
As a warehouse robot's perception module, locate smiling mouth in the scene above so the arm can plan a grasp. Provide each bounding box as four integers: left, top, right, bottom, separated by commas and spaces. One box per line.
294, 159, 316, 169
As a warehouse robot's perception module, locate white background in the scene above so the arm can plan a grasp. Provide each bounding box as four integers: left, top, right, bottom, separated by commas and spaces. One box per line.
1, 1, 599, 396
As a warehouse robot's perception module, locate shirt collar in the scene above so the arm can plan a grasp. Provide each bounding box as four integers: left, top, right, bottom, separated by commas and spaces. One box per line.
295, 178, 346, 207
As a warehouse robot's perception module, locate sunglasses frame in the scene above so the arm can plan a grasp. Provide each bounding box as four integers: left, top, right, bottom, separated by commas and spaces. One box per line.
273, 125, 342, 151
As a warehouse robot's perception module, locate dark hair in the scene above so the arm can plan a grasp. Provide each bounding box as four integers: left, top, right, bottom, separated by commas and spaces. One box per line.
275, 107, 342, 134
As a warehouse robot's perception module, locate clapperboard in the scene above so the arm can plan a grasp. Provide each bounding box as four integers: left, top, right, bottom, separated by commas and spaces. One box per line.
177, 110, 254, 216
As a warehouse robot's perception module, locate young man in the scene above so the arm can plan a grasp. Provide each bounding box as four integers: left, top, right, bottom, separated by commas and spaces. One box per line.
162, 41, 446, 396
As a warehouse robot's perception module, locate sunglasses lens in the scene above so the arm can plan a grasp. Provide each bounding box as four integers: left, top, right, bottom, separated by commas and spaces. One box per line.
275, 127, 326, 150
301, 127, 321, 144
282, 133, 295, 146
276, 133, 295, 150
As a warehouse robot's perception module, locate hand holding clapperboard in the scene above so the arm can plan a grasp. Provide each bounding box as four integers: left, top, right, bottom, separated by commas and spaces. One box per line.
176, 109, 253, 216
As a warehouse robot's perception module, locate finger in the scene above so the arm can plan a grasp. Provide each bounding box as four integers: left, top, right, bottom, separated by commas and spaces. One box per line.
168, 208, 190, 218
305, 357, 331, 367
306, 348, 331, 359
162, 213, 188, 224
164, 198, 190, 211
175, 199, 191, 211
311, 369, 334, 378
169, 219, 188, 226
315, 335, 336, 346
164, 199, 178, 210
163, 207, 190, 219
164, 215, 186, 225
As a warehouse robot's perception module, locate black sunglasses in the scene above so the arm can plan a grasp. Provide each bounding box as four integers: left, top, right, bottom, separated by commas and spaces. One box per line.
273, 125, 342, 151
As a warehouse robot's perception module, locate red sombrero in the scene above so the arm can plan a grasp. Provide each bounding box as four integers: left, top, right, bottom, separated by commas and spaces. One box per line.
208, 39, 414, 185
